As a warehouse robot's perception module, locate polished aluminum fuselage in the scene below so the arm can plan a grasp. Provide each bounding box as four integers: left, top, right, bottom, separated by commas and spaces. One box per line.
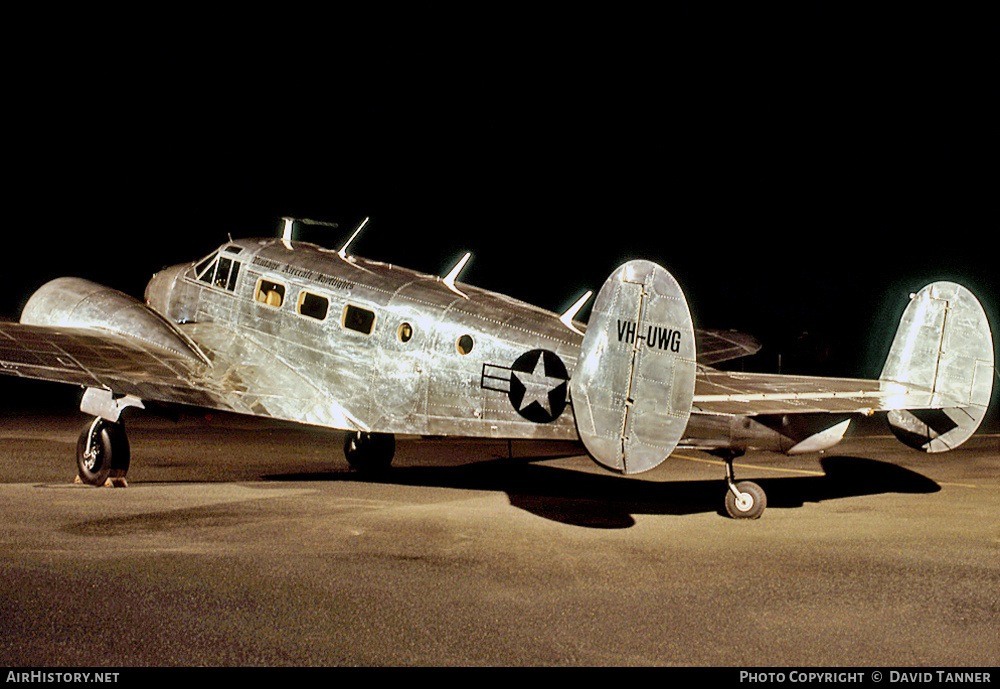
145, 238, 584, 441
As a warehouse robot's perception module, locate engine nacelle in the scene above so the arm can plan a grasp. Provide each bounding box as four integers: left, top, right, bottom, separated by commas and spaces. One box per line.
21, 277, 208, 365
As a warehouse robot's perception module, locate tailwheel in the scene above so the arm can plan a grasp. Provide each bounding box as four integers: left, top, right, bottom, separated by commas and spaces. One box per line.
76, 418, 131, 487
720, 451, 766, 519
725, 480, 766, 519
344, 431, 395, 474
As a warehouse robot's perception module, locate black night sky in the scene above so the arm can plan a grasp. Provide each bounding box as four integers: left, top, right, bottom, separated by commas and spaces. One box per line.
5, 10, 997, 400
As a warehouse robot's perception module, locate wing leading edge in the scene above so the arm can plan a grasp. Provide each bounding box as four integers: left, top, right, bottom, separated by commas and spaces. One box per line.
0, 322, 215, 406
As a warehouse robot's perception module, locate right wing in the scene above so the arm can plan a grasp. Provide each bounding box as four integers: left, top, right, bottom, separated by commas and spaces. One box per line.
0, 321, 219, 407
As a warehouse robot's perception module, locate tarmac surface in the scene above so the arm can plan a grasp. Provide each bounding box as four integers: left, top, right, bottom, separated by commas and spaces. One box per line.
1, 410, 998, 667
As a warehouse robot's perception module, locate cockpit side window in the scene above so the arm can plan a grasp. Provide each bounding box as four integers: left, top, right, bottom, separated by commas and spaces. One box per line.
227, 261, 241, 290
194, 252, 242, 292
213, 257, 233, 289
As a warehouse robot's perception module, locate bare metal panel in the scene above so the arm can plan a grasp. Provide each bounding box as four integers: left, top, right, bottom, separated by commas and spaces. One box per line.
881, 281, 995, 452
0, 322, 218, 408
21, 278, 208, 365
146, 238, 584, 440
692, 370, 940, 416
571, 260, 696, 474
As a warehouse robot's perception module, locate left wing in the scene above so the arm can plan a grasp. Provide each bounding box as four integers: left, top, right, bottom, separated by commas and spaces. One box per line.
695, 329, 761, 366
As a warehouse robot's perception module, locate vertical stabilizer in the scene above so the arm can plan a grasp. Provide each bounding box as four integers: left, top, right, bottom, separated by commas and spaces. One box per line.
880, 282, 994, 452
571, 261, 696, 474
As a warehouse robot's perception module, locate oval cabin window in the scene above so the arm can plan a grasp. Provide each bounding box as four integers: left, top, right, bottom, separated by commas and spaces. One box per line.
456, 334, 474, 355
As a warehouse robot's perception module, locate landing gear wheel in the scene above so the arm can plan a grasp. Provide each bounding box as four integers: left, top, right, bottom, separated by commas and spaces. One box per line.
344, 432, 395, 473
76, 418, 131, 487
725, 480, 766, 519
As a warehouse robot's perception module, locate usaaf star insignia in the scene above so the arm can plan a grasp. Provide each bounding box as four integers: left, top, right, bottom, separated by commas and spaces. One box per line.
508, 349, 569, 424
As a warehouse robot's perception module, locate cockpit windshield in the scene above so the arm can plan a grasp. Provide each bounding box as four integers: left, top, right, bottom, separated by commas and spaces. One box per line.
194, 252, 218, 279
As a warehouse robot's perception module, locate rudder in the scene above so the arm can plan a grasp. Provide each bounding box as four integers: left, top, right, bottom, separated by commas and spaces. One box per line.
880, 281, 995, 452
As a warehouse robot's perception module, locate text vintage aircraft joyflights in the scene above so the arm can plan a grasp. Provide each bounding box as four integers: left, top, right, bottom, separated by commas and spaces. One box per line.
0, 218, 994, 518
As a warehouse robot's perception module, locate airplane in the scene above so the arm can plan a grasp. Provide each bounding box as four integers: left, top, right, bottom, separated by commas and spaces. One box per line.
0, 217, 994, 519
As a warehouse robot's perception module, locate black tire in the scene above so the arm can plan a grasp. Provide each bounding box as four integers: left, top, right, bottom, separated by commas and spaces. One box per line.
724, 480, 766, 519
76, 419, 131, 486
344, 432, 395, 473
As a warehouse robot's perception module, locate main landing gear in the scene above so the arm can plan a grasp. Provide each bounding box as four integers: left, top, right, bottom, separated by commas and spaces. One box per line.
344, 431, 395, 474
716, 450, 767, 520
76, 418, 131, 487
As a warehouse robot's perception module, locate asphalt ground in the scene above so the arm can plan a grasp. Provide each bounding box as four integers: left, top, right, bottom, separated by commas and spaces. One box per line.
1, 410, 997, 667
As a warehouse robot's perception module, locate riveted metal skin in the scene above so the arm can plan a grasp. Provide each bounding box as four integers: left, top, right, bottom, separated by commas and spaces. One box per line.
0, 234, 993, 482
880, 281, 995, 453
142, 238, 586, 440
22, 277, 208, 365
570, 260, 696, 474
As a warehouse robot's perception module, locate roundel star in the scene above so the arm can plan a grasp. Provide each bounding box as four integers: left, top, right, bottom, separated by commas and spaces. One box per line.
508, 349, 569, 424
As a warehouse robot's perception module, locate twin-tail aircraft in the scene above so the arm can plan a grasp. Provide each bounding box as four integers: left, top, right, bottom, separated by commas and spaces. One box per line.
1, 218, 994, 518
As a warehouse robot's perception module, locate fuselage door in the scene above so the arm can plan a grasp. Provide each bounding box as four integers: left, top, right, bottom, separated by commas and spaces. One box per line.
373, 304, 431, 432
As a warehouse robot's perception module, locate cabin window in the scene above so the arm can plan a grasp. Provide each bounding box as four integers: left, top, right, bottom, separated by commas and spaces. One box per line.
298, 292, 329, 321
255, 278, 286, 307
343, 304, 375, 335
397, 322, 413, 343
457, 334, 474, 355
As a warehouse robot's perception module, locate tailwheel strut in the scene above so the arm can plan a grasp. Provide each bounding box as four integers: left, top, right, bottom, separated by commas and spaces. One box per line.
720, 451, 766, 520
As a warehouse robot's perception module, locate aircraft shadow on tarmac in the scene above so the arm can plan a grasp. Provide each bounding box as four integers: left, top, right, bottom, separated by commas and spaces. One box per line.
267, 454, 941, 529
